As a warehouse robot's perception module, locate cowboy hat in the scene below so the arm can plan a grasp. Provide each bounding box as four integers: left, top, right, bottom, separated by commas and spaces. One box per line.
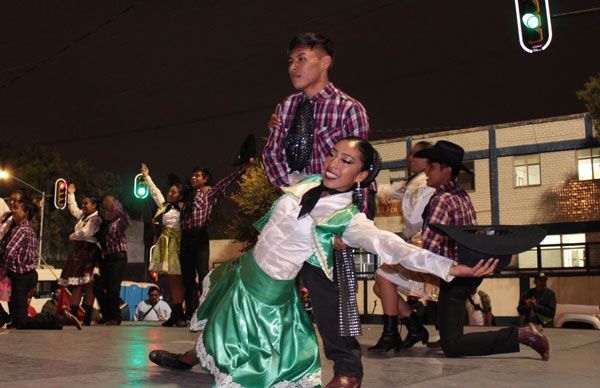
428, 224, 547, 269
413, 140, 473, 175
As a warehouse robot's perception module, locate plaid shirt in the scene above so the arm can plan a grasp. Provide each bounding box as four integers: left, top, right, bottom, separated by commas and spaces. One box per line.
262, 83, 370, 187
181, 166, 246, 231
422, 181, 477, 261
105, 217, 128, 254
3, 219, 38, 274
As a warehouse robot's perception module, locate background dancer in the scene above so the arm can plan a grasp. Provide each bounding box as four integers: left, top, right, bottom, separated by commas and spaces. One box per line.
3, 195, 81, 330
95, 195, 129, 325
58, 183, 101, 326
142, 163, 187, 327
179, 139, 252, 321
416, 140, 550, 360
370, 141, 436, 353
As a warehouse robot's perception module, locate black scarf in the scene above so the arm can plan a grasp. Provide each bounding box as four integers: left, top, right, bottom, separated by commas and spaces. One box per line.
297, 183, 348, 219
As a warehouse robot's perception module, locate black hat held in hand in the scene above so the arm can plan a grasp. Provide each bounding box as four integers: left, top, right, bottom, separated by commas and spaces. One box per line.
428, 224, 547, 270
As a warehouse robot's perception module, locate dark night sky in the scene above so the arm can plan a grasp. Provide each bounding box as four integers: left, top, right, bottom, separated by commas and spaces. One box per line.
1, 0, 599, 190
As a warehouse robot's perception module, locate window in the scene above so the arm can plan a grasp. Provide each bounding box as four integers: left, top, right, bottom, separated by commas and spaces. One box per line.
389, 168, 408, 184
514, 154, 540, 187
577, 148, 600, 181
457, 160, 475, 191
517, 234, 586, 269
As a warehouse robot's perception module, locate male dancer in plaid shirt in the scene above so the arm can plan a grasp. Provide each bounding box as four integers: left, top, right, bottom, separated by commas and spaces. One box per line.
416, 140, 550, 360
263, 33, 370, 388
179, 165, 247, 321
3, 194, 81, 330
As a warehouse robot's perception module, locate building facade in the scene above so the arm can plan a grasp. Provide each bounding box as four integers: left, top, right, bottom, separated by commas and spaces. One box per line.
358, 113, 600, 321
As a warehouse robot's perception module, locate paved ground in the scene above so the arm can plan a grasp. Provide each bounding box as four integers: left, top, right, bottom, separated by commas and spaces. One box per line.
1, 323, 599, 387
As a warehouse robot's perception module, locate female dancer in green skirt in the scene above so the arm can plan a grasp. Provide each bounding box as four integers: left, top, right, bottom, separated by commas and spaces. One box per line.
149, 137, 497, 387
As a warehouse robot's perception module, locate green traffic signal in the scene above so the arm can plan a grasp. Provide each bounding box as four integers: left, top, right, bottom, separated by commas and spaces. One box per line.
134, 173, 149, 199
514, 0, 553, 53
522, 13, 540, 29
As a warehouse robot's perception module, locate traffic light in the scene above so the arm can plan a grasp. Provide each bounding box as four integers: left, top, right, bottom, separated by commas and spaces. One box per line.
133, 173, 149, 199
53, 178, 67, 210
514, 0, 553, 53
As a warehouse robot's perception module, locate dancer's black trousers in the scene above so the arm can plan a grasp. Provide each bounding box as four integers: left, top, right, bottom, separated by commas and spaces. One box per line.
96, 251, 127, 322
301, 262, 362, 378
438, 277, 519, 357
8, 270, 62, 330
180, 228, 210, 319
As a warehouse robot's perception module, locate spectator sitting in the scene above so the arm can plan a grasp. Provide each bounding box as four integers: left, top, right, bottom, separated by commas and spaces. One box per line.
466, 289, 485, 326
41, 288, 61, 317
134, 286, 171, 322
517, 273, 557, 327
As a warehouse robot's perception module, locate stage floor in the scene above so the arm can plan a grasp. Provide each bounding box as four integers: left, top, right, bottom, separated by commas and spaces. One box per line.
1, 323, 598, 387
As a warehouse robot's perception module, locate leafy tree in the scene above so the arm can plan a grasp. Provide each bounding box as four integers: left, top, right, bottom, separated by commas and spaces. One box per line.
577, 73, 600, 138
227, 162, 281, 248
0, 144, 122, 263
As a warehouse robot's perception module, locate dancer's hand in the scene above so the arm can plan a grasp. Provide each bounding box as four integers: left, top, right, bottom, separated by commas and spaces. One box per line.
267, 113, 281, 132
68, 183, 76, 194
333, 235, 348, 250
449, 259, 499, 277
141, 163, 149, 177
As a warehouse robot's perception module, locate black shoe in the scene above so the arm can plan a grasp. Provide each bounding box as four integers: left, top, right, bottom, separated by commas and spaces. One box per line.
0, 313, 9, 328
161, 315, 176, 327
368, 314, 402, 354
148, 350, 194, 370
401, 313, 429, 348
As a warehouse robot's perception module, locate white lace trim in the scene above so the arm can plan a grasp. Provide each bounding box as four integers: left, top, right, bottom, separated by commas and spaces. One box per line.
196, 330, 241, 388
189, 270, 213, 332
271, 371, 322, 388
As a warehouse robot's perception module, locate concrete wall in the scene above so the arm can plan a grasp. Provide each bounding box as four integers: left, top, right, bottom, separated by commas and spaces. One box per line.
497, 150, 578, 224
495, 117, 586, 148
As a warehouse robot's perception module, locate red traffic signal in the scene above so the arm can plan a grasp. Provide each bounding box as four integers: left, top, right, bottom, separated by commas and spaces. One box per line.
54, 178, 67, 210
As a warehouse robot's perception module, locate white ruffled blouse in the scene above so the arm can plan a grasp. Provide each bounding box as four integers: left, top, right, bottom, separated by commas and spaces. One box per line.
146, 175, 181, 229
253, 181, 455, 282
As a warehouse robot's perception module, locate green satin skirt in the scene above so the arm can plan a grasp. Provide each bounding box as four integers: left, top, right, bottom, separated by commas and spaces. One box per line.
190, 250, 321, 387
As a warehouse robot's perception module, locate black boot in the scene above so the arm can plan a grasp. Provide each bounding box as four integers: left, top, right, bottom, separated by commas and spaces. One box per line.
368, 314, 402, 354
173, 304, 188, 327
161, 307, 176, 327
401, 312, 429, 348
82, 304, 93, 326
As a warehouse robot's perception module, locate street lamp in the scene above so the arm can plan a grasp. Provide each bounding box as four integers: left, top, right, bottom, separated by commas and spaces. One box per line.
0, 169, 46, 261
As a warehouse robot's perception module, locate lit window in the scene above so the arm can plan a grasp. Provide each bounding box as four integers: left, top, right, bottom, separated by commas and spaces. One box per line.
577, 148, 600, 181
514, 154, 541, 187
517, 233, 586, 269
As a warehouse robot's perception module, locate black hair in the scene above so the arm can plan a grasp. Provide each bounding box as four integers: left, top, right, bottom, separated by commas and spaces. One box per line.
19, 196, 38, 221
147, 286, 160, 295
84, 195, 101, 211
170, 182, 185, 198
191, 167, 214, 187
288, 32, 334, 59
439, 162, 461, 181
341, 136, 381, 186
10, 189, 28, 202
412, 141, 433, 152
